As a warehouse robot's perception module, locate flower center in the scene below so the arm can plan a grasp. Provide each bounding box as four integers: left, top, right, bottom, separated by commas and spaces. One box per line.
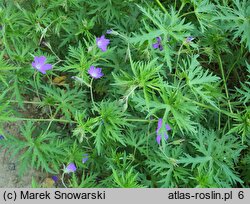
97, 40, 102, 47
36, 64, 41, 70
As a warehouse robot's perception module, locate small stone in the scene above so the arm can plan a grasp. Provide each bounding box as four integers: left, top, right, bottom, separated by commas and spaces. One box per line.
8, 162, 16, 171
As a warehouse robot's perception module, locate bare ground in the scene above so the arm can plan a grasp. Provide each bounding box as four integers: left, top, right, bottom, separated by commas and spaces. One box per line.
0, 152, 33, 187
0, 122, 34, 187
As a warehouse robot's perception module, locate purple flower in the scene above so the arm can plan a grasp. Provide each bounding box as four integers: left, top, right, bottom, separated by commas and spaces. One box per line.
185, 36, 195, 43
96, 35, 110, 52
106, 29, 113, 34
52, 176, 58, 182
64, 163, 77, 173
32, 56, 52, 74
0, 135, 4, 140
152, 37, 163, 51
156, 118, 171, 145
88, 66, 104, 79
82, 154, 89, 163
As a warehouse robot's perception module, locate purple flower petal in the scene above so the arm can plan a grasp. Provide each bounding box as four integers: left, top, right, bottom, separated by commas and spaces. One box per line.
40, 64, 52, 73
156, 118, 163, 133
166, 124, 171, 131
164, 133, 169, 140
152, 43, 160, 49
156, 134, 161, 145
0, 135, 4, 140
82, 154, 89, 163
64, 163, 77, 173
88, 66, 94, 73
185, 36, 195, 43
88, 66, 104, 79
96, 35, 110, 52
35, 56, 46, 65
82, 158, 88, 163
156, 37, 162, 43
159, 44, 163, 51
106, 29, 113, 34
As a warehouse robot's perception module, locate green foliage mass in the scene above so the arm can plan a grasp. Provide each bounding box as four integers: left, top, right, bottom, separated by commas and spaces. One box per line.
0, 0, 249, 188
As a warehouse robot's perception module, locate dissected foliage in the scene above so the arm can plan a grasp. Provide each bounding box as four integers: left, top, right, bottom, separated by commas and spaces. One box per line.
0, 0, 249, 188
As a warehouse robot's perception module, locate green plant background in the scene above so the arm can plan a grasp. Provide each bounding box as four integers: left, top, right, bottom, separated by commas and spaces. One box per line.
0, 0, 249, 187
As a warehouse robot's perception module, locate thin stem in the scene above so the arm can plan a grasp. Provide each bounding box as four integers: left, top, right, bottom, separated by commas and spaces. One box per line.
125, 118, 156, 122
175, 43, 184, 75
179, 11, 196, 18
226, 46, 247, 81
33, 72, 41, 101
45, 108, 60, 133
218, 107, 221, 130
89, 78, 96, 108
39, 16, 63, 45
8, 100, 44, 105
154, 0, 168, 14
61, 173, 67, 188
125, 85, 138, 99
146, 121, 151, 157
7, 100, 62, 107
9, 117, 77, 124
177, 2, 186, 15
5, 116, 158, 124
44, 41, 62, 62
183, 96, 235, 118
159, 146, 178, 166
217, 54, 233, 114
25, 86, 47, 98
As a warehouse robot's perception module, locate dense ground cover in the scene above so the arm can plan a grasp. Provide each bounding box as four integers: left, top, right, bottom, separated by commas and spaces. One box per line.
0, 0, 249, 187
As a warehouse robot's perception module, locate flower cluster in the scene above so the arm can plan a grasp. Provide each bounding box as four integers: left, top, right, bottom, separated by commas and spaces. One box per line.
87, 35, 110, 79
31, 35, 110, 78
